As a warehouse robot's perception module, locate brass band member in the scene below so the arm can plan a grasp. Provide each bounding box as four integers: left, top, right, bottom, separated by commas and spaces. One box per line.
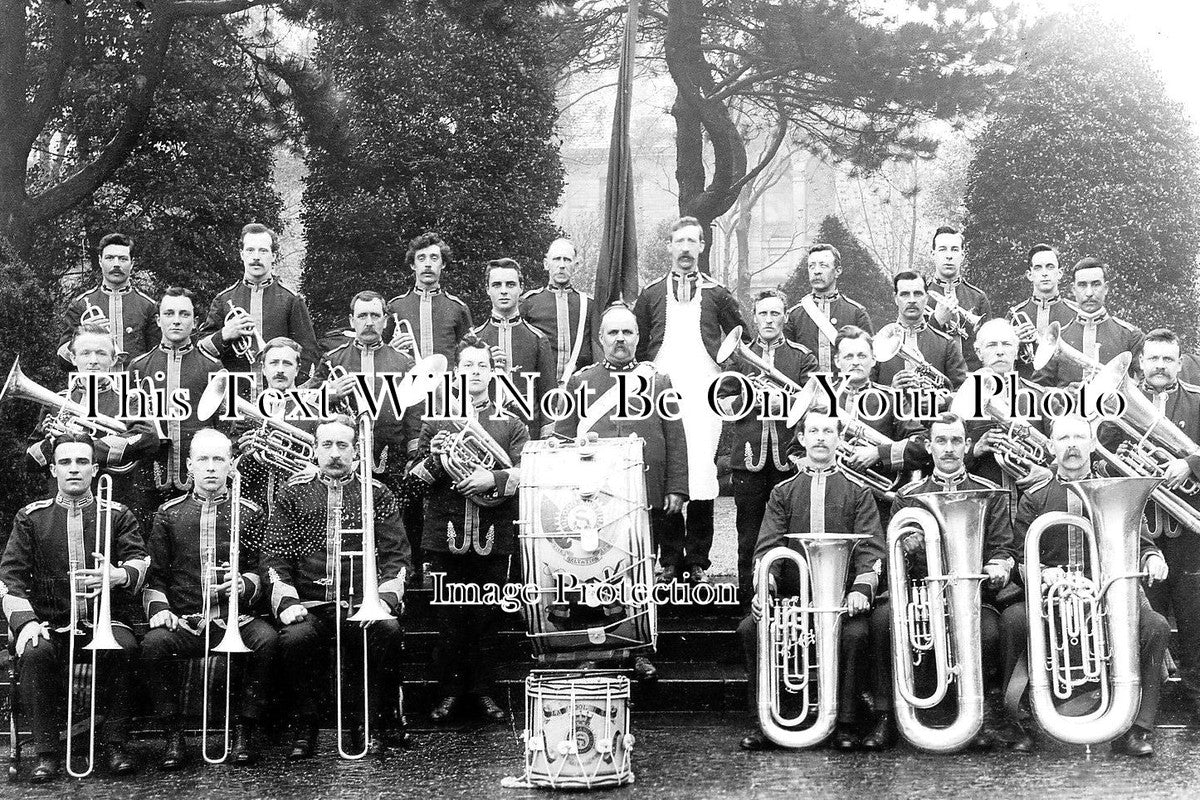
409, 340, 528, 723
783, 243, 874, 375
716, 291, 817, 605
1008, 244, 1076, 379
738, 411, 885, 751
262, 415, 410, 759
1, 434, 148, 782
634, 216, 747, 585
142, 430, 278, 769
1033, 257, 1143, 388
875, 271, 967, 393
1006, 415, 1169, 756
927, 226, 991, 371
520, 238, 595, 383
386, 231, 474, 362
57, 232, 158, 370
197, 222, 320, 377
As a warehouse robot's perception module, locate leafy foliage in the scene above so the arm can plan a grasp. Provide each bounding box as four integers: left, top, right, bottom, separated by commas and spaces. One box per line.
780, 215, 893, 317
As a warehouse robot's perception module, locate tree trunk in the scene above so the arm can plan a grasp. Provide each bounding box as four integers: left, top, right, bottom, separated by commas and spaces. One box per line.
735, 217, 751, 308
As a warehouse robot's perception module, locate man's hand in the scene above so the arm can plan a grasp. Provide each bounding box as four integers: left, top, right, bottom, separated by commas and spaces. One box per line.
973, 428, 1000, 457
1013, 319, 1037, 344
1015, 464, 1053, 492
1162, 458, 1193, 491
843, 445, 879, 470
750, 575, 776, 622
490, 346, 508, 372
664, 493, 685, 515
429, 430, 451, 455
79, 554, 127, 597
391, 328, 416, 355
280, 605, 308, 625
455, 466, 497, 496
932, 302, 953, 326
900, 532, 925, 558
1145, 553, 1169, 585
1040, 566, 1066, 588
983, 563, 1010, 590
150, 609, 180, 631
328, 373, 358, 401
891, 370, 921, 392
221, 314, 257, 343
845, 591, 870, 617
16, 621, 50, 657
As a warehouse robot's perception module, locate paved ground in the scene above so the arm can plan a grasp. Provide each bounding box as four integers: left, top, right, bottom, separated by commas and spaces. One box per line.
6, 716, 1200, 799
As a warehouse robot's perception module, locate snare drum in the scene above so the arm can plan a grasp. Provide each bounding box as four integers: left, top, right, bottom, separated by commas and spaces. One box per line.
522, 672, 635, 789
519, 436, 657, 662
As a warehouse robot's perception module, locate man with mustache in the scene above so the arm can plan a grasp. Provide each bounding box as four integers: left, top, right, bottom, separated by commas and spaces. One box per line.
520, 237, 594, 383
1006, 414, 1169, 756
57, 232, 158, 371
926, 226, 992, 371
874, 271, 967, 394
633, 216, 747, 585
198, 222, 320, 379
385, 231, 474, 363
1033, 257, 1143, 388
1007, 244, 1077, 380
783, 243, 874, 376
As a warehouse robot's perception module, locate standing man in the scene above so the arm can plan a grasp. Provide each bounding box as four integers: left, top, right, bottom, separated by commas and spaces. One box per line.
927, 226, 992, 371
783, 243, 874, 375
386, 231, 474, 363
1007, 244, 1077, 379
874, 271, 967, 393
57, 232, 158, 370
716, 291, 816, 605
633, 216, 747, 584
520, 237, 594, 384
198, 222, 320, 379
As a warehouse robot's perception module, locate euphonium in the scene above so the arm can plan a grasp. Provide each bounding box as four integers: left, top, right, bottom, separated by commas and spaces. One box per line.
755, 533, 869, 748
1023, 476, 1159, 745
225, 301, 267, 364
1032, 321, 1102, 379
439, 415, 513, 507
948, 380, 1051, 479
716, 325, 808, 426
887, 489, 998, 752
1, 357, 129, 439
197, 371, 316, 477
872, 324, 951, 397
836, 419, 903, 500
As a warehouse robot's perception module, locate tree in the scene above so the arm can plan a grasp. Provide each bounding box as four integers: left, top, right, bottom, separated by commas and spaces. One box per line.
963, 11, 1200, 343
780, 215, 893, 317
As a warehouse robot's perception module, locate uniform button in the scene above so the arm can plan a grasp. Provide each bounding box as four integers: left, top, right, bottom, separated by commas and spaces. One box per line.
830, 318, 838, 324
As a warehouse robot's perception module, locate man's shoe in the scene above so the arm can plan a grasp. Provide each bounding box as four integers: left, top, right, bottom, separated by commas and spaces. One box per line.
687, 566, 711, 585
479, 695, 511, 723
657, 565, 679, 585
830, 725, 860, 751
107, 743, 138, 776
389, 717, 415, 750
1111, 727, 1154, 757
287, 727, 318, 761
632, 656, 658, 683
30, 755, 59, 784
430, 695, 459, 723
367, 733, 388, 757
739, 731, 777, 751
159, 728, 187, 771
860, 712, 896, 751
232, 723, 261, 766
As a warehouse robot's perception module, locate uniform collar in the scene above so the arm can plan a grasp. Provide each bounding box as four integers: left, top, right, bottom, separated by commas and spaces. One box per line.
797, 457, 836, 475
1030, 293, 1061, 308
931, 468, 967, 489
1057, 470, 1094, 483
56, 492, 95, 509
242, 275, 276, 290
353, 338, 384, 352
100, 283, 133, 296
158, 341, 195, 355
897, 318, 928, 333
414, 285, 442, 298
548, 283, 575, 294
934, 276, 962, 290
754, 336, 784, 352
1076, 308, 1109, 324
318, 471, 355, 487
1140, 379, 1178, 396
810, 290, 840, 301
192, 489, 229, 505
603, 358, 638, 371
490, 312, 522, 325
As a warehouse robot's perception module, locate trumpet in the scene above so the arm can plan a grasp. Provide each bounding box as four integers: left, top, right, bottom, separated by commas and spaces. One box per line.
65, 474, 123, 778
887, 490, 997, 752
1008, 310, 1037, 365
755, 533, 869, 748
201, 464, 253, 763
948, 380, 1052, 479
198, 371, 315, 477
226, 301, 266, 364
1, 357, 129, 440
1023, 477, 1158, 745
928, 290, 982, 332
392, 316, 421, 360
1032, 321, 1102, 379
716, 326, 808, 426
872, 324, 951, 397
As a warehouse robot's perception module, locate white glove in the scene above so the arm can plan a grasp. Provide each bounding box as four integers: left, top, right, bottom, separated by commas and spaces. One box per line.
16, 621, 50, 657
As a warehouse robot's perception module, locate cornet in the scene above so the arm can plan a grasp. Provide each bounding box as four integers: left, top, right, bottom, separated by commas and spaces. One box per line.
927, 290, 982, 333
225, 301, 266, 364
392, 316, 421, 360
1008, 310, 1037, 365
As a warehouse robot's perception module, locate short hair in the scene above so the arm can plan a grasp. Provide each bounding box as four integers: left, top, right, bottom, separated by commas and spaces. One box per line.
261, 336, 302, 362
160, 286, 195, 307
929, 412, 966, 433
546, 237, 577, 258
1073, 257, 1107, 279
456, 335, 494, 369
753, 290, 787, 312
834, 324, 872, 354
485, 258, 523, 285
807, 242, 841, 266
1027, 243, 1058, 264
668, 216, 705, 243
600, 302, 637, 330
1143, 328, 1180, 349
349, 290, 385, 312
405, 231, 452, 268
932, 225, 962, 248
1050, 413, 1092, 439
97, 232, 133, 254
240, 222, 279, 252
800, 408, 840, 432
892, 270, 926, 292
189, 428, 233, 459
51, 432, 95, 459
317, 414, 359, 444
70, 324, 118, 356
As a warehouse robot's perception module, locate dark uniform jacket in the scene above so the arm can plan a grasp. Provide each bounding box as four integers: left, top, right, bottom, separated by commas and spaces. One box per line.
231, 390, 322, 508
58, 283, 159, 370
784, 291, 874, 375
198, 277, 320, 377
717, 337, 817, 473
411, 401, 528, 557
520, 284, 595, 382
873, 320, 968, 391
471, 314, 555, 434
0, 493, 149, 634
555, 360, 689, 507
753, 461, 886, 601
633, 271, 747, 363
832, 380, 932, 474
261, 472, 411, 616
1032, 309, 1143, 387
1008, 295, 1078, 379
384, 286, 474, 363
144, 491, 267, 619
928, 276, 992, 372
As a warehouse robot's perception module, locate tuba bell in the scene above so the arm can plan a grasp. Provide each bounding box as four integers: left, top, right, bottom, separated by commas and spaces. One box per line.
716, 326, 808, 426
887, 489, 998, 752
755, 533, 869, 748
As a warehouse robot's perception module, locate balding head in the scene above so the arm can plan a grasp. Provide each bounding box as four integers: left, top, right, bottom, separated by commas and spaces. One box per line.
600, 305, 638, 367
974, 318, 1019, 373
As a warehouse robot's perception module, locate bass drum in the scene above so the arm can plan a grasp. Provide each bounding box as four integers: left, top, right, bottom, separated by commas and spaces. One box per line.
522, 672, 635, 789
519, 435, 657, 663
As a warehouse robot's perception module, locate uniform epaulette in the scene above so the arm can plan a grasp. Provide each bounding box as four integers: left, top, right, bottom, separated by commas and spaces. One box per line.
238, 497, 263, 514
98, 497, 129, 513
69, 288, 95, 305
521, 287, 546, 300
445, 292, 469, 309
370, 478, 387, 491
843, 295, 868, 311
1062, 299, 1080, 311
160, 494, 188, 511
215, 282, 240, 298
325, 341, 352, 358
128, 350, 153, 371
522, 320, 547, 339
971, 474, 1001, 490
697, 272, 722, 287
773, 470, 802, 490
198, 349, 221, 366
276, 282, 299, 298
781, 339, 813, 355
387, 289, 411, 305
1179, 379, 1200, 394
20, 498, 55, 515
960, 277, 986, 294
287, 472, 318, 487
896, 479, 925, 497
1111, 316, 1139, 333
1008, 300, 1026, 314
926, 325, 953, 342
644, 274, 668, 290
133, 287, 156, 304
785, 300, 804, 314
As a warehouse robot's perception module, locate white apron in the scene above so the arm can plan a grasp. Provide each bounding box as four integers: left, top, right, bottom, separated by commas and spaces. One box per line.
655, 284, 721, 500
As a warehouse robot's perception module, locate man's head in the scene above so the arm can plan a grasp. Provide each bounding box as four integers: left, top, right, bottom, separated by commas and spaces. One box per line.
753, 291, 787, 343
544, 238, 577, 288
974, 318, 1019, 374
70, 326, 119, 373
834, 326, 875, 384
50, 434, 97, 497
1071, 257, 1109, 314
806, 243, 841, 294
893, 271, 928, 325
261, 336, 302, 391
1140, 329, 1182, 392
599, 305, 638, 367
1027, 244, 1062, 296
239, 223, 277, 283
348, 291, 386, 345
188, 428, 233, 496
667, 216, 705, 274
456, 339, 494, 397
486, 259, 523, 316
1050, 414, 1094, 475
98, 233, 133, 289
932, 226, 964, 281
158, 287, 196, 345
407, 232, 450, 290
927, 413, 968, 475
800, 411, 840, 467
315, 415, 358, 477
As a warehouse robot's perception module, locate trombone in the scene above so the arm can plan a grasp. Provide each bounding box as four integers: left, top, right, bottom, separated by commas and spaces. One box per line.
225, 301, 266, 364
200, 464, 252, 764
65, 474, 123, 779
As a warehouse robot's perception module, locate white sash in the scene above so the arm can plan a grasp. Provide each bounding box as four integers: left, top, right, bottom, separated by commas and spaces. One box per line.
799, 294, 840, 342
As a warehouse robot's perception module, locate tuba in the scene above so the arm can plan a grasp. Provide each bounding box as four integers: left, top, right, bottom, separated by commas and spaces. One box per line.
948, 379, 1052, 479
1023, 476, 1158, 745
198, 371, 316, 477
755, 533, 869, 748
1, 358, 129, 439
225, 301, 267, 364
1032, 321, 1102, 379
716, 326, 808, 426
887, 489, 998, 752
872, 324, 951, 398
